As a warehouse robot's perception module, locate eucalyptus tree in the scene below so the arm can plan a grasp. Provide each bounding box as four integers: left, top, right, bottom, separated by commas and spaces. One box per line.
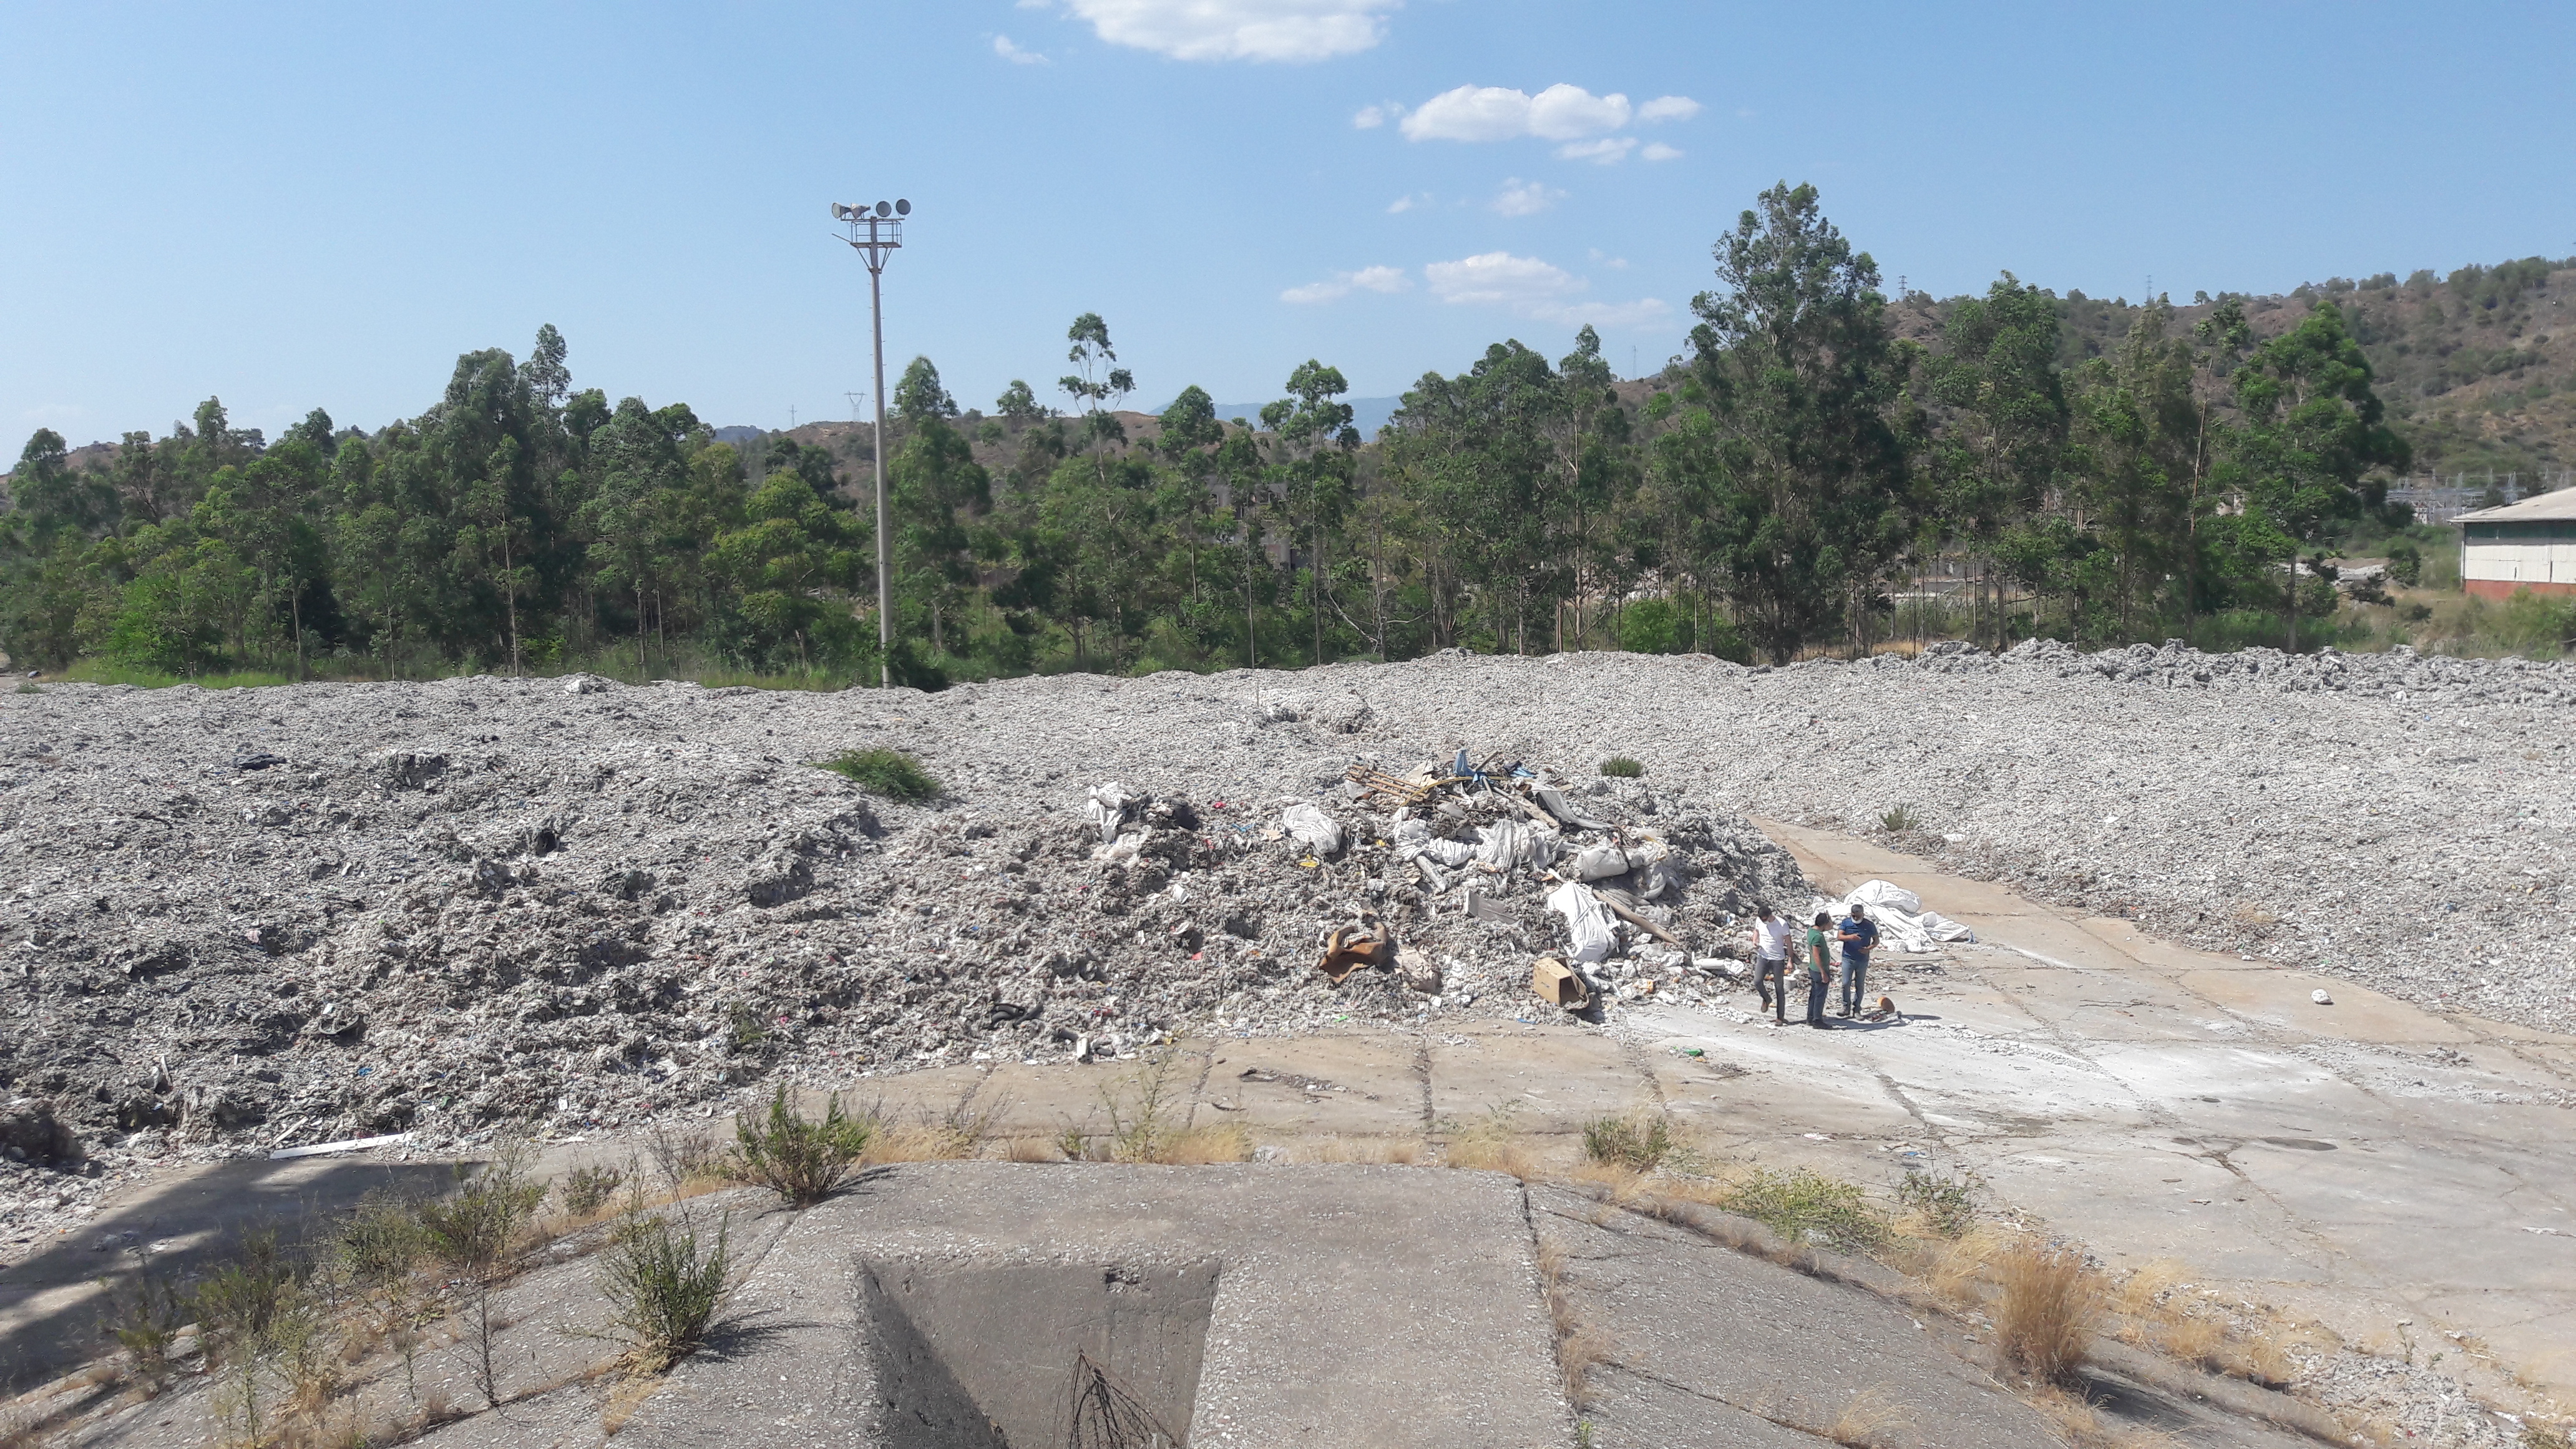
1684, 182, 1913, 663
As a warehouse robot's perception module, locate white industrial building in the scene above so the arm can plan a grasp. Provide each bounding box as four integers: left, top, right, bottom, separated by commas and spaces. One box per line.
2455, 485, 2576, 599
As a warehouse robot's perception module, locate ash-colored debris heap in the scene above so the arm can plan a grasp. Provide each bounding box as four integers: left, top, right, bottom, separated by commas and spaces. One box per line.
0, 674, 1798, 1166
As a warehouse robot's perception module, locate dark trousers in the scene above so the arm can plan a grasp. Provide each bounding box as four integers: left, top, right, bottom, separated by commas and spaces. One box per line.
1754, 958, 1787, 1018
1805, 972, 1830, 1025
1840, 955, 1871, 1015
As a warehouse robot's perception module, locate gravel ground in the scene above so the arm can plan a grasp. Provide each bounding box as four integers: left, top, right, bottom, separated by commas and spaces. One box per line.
2, 639, 2570, 1256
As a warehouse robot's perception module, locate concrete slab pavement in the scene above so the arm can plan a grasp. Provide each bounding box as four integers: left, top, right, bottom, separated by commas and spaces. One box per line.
1612, 819, 2576, 1404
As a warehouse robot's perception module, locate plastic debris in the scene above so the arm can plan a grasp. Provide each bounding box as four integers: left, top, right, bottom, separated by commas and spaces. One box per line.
1546, 879, 1619, 963
2311, 988, 2334, 1005
1085, 782, 1134, 843
1281, 803, 1347, 857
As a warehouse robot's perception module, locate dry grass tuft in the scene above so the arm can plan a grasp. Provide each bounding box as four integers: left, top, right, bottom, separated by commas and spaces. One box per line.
1566, 1161, 1647, 1206
2026, 1385, 2182, 1449
859, 1123, 979, 1164
1995, 1240, 2099, 1383
600, 1373, 665, 1437
1531, 1241, 1611, 1407
1556, 1322, 1612, 1409
1154, 1123, 1254, 1164
1444, 1115, 1538, 1178
2151, 1313, 2224, 1369
1828, 1387, 1916, 1448
2222, 1331, 2293, 1388
2111, 1258, 2187, 1318
1287, 1135, 1424, 1164
1003, 1136, 1060, 1163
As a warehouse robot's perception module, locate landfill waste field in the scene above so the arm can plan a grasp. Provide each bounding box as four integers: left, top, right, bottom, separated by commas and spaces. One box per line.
3, 638, 2573, 1245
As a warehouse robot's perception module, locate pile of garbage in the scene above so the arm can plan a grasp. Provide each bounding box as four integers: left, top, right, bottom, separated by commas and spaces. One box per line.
0, 667, 1808, 1173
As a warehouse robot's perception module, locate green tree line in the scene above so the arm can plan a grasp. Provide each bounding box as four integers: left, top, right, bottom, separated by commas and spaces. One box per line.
2, 182, 2418, 683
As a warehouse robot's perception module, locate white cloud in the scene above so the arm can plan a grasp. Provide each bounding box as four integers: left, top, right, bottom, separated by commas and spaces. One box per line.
1425, 251, 1584, 308
1552, 298, 1671, 328
1017, 0, 1051, 8
1588, 248, 1629, 269
1386, 192, 1428, 213
1526, 82, 1631, 139
1400, 85, 1533, 142
1556, 136, 1636, 164
1491, 177, 1563, 217
1281, 265, 1410, 304
1353, 103, 1387, 129
1402, 82, 1631, 142
993, 34, 1050, 63
1065, 0, 1399, 62
1426, 251, 1668, 329
1639, 141, 1682, 162
1637, 95, 1701, 124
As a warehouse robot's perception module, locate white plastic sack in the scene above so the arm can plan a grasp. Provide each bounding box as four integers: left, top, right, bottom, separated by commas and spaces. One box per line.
1084, 782, 1132, 844
1567, 844, 1633, 881
1281, 803, 1346, 857
1805, 878, 1976, 954
1546, 881, 1619, 964
1391, 818, 1476, 867
1475, 820, 1560, 872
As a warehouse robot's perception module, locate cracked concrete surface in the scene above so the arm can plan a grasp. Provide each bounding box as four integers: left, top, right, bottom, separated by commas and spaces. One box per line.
6, 822, 2569, 1436
1622, 822, 2576, 1406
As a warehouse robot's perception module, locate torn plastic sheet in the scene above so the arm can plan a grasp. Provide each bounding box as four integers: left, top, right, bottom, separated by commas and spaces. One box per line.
1084, 782, 1133, 844
1807, 879, 1976, 954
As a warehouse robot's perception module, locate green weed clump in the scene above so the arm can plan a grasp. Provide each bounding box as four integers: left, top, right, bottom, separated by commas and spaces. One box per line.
1579, 1115, 1672, 1172
814, 747, 942, 802
1895, 1169, 1981, 1237
1597, 756, 1645, 778
732, 1085, 873, 1206
560, 1163, 627, 1217
1878, 803, 1920, 833
1720, 1167, 1888, 1252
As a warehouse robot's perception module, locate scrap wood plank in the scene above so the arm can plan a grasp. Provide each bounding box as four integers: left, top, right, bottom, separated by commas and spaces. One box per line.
1343, 763, 1437, 806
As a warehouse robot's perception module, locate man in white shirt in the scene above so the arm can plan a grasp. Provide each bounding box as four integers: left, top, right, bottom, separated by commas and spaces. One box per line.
1751, 905, 1791, 1024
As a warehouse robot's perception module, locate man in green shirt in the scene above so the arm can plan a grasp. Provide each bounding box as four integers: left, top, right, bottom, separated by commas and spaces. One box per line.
1802, 912, 1836, 1028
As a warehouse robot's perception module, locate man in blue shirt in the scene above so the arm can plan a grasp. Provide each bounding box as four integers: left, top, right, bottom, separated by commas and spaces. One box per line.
1837, 902, 1879, 1018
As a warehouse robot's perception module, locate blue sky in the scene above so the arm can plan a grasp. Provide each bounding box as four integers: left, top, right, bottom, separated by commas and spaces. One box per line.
6, 1, 2574, 447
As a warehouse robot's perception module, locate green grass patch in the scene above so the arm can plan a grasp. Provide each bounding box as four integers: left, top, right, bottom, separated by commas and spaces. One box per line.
1878, 803, 1920, 832
1580, 1114, 1672, 1171
814, 747, 941, 803
60, 659, 298, 689
1719, 1166, 1888, 1251
1597, 756, 1644, 778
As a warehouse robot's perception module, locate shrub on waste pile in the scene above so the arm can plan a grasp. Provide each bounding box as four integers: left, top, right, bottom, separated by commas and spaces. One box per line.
1579, 1115, 1672, 1171
814, 746, 941, 802
732, 1085, 872, 1206
1597, 756, 1644, 778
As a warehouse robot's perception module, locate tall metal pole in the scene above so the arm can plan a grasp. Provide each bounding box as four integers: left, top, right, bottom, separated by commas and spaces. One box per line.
869, 249, 890, 688
834, 200, 907, 687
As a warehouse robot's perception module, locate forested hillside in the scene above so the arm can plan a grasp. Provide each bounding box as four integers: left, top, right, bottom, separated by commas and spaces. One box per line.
1893, 255, 2576, 482
4, 182, 2569, 687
